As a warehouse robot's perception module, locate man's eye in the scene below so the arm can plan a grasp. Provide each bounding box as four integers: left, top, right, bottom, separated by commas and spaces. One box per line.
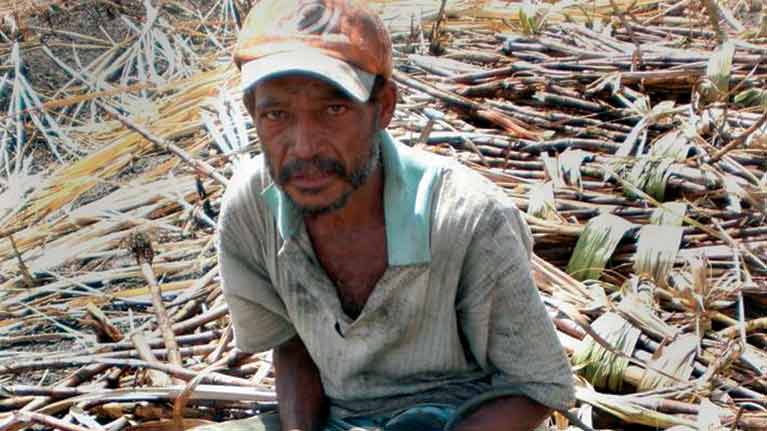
326, 105, 348, 115
262, 111, 287, 121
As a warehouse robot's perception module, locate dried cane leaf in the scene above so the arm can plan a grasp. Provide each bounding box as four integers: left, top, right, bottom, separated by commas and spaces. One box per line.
70, 406, 106, 431
650, 202, 687, 227
567, 213, 635, 281
696, 398, 724, 431
741, 345, 767, 376
735, 88, 767, 108
636, 333, 697, 391
704, 40, 735, 99
528, 181, 557, 220
573, 312, 641, 391
576, 385, 697, 429
616, 117, 648, 158
618, 290, 680, 340
124, 419, 213, 431
559, 149, 588, 190
634, 225, 683, 286
649, 101, 676, 120
650, 130, 691, 161
624, 158, 675, 201
541, 152, 564, 188
722, 174, 746, 213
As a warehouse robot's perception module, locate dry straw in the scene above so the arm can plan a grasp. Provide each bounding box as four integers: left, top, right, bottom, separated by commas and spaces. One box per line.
0, 0, 766, 430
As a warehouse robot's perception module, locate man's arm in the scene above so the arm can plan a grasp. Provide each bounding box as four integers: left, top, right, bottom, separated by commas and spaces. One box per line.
274, 335, 327, 431
455, 194, 575, 431
452, 396, 551, 431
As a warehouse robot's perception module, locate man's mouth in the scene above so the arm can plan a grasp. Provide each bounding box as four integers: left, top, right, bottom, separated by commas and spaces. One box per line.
279, 158, 347, 191
288, 170, 336, 190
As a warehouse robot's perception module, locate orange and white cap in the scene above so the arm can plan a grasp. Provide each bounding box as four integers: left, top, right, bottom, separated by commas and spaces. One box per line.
233, 0, 392, 102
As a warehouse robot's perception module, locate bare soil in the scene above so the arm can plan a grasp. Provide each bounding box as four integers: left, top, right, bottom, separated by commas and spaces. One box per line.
20, 1, 141, 92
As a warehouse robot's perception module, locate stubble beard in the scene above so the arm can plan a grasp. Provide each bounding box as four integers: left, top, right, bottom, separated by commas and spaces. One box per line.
265, 131, 383, 217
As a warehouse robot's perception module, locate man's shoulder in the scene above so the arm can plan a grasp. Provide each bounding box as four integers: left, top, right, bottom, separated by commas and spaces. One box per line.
218, 154, 273, 235
430, 154, 511, 213
221, 155, 271, 209
427, 151, 532, 252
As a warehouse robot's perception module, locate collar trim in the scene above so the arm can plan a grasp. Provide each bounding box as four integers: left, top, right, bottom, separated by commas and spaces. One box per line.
261, 131, 442, 265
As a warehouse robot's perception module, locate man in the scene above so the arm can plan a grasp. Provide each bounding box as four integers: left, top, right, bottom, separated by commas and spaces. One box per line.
211, 0, 574, 430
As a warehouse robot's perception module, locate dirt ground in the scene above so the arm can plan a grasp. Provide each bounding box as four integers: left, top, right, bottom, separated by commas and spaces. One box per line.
0, 1, 204, 387
18, 1, 141, 92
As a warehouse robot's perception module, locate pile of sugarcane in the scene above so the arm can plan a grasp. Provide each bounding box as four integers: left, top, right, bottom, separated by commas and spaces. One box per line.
1, 0, 766, 430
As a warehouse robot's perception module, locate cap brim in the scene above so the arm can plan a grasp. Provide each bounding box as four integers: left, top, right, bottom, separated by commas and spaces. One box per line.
240, 50, 376, 103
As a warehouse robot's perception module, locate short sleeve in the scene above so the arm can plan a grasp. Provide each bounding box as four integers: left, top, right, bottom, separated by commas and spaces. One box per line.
456, 197, 575, 411
217, 194, 297, 353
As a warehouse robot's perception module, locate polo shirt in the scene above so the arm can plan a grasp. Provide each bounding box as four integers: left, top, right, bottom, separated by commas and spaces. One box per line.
215, 130, 575, 418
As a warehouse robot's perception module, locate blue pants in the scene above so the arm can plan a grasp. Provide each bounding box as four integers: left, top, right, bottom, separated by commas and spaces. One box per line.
193, 404, 456, 431
326, 404, 455, 431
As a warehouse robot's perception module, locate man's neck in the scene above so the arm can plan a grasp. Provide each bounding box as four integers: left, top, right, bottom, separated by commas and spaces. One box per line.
304, 166, 385, 234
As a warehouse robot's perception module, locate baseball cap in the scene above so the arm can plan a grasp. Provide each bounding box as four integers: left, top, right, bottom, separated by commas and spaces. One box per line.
233, 0, 393, 103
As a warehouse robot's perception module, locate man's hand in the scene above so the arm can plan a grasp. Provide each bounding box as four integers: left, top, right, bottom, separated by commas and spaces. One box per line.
274, 336, 327, 431
452, 396, 552, 431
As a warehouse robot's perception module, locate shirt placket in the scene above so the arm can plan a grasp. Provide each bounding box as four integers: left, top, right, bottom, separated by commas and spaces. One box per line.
278, 222, 353, 330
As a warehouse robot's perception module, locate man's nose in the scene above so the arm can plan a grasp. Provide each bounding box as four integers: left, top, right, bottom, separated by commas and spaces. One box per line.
290, 116, 321, 159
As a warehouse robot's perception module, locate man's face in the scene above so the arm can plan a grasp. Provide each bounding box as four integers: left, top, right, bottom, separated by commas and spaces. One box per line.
246, 75, 393, 216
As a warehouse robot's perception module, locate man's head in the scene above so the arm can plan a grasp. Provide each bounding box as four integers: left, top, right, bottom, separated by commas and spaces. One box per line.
234, 0, 396, 216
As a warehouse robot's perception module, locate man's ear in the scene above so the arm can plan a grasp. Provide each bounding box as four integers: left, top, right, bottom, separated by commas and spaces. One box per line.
242, 89, 256, 118
374, 79, 397, 130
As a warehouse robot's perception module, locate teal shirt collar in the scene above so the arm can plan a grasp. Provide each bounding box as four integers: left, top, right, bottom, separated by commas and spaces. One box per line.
261, 130, 442, 266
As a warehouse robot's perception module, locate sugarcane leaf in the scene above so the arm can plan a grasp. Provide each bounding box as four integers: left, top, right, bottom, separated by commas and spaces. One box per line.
573, 312, 641, 391
585, 72, 622, 96
146, 31, 162, 84
619, 289, 680, 340
70, 406, 104, 430
741, 345, 767, 376
628, 95, 651, 116
623, 158, 675, 201
226, 90, 251, 151
722, 174, 745, 213
575, 385, 698, 428
584, 280, 609, 311
696, 398, 723, 431
559, 149, 588, 190
0, 154, 42, 224
647, 159, 674, 202
567, 213, 635, 281
215, 97, 240, 155
616, 118, 647, 157
650, 202, 687, 227
527, 181, 557, 220
650, 130, 691, 161
142, 0, 160, 31
624, 158, 649, 197
649, 100, 676, 122
541, 152, 564, 188
705, 40, 735, 96
531, 0, 578, 33
734, 88, 767, 108
636, 333, 697, 391
519, 2, 537, 35
634, 225, 683, 286
201, 110, 227, 152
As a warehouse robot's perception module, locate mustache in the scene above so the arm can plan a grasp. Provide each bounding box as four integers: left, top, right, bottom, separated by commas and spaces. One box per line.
279, 157, 347, 183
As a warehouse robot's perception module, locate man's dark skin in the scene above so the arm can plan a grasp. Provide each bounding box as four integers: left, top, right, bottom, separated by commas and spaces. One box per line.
243, 74, 552, 431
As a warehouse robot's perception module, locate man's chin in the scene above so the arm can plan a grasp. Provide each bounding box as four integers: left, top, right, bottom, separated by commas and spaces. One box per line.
287, 189, 354, 217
